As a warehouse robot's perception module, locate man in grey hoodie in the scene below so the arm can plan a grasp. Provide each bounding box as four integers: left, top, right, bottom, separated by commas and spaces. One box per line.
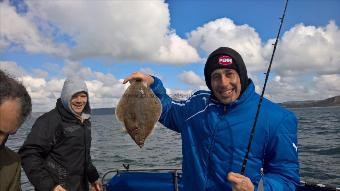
19, 77, 102, 191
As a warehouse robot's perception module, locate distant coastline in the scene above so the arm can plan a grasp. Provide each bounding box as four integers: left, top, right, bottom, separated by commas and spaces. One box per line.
280, 95, 340, 108
92, 107, 115, 115
91, 95, 340, 115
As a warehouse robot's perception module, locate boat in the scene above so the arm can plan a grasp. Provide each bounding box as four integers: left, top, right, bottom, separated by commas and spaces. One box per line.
102, 166, 340, 191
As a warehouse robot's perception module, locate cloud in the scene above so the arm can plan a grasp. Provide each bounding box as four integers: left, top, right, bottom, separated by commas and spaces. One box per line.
0, 61, 126, 111
254, 21, 340, 102
31, 68, 49, 78
61, 62, 127, 109
178, 70, 206, 88
187, 18, 265, 71
0, 61, 26, 77
86, 79, 126, 109
156, 33, 200, 64
0, 2, 68, 56
1, 2, 339, 109
186, 18, 340, 102
1, 62, 63, 111
261, 75, 310, 102
62, 61, 94, 79
271, 21, 340, 76
254, 73, 340, 103
21, 76, 56, 111
139, 68, 155, 76
23, 0, 199, 64
313, 74, 340, 98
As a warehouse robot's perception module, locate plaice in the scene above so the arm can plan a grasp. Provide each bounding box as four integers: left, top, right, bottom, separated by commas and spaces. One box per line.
116, 80, 162, 148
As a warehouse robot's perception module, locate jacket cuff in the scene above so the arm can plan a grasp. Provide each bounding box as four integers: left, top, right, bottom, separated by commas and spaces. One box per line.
37, 179, 56, 191
150, 76, 165, 96
87, 168, 100, 183
150, 76, 159, 90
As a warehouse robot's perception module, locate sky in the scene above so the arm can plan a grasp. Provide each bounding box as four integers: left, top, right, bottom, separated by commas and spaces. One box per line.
1, 0, 339, 112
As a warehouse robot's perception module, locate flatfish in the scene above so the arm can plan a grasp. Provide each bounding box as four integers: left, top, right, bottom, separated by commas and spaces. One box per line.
116, 79, 162, 148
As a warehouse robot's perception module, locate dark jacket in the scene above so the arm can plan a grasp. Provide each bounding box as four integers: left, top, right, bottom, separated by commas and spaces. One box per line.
0, 145, 21, 191
19, 99, 99, 191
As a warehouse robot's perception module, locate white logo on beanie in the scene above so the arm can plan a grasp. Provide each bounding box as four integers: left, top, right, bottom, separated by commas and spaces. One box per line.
218, 55, 233, 65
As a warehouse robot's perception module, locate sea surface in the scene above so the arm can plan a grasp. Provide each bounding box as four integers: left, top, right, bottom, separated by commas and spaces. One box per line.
6, 106, 340, 190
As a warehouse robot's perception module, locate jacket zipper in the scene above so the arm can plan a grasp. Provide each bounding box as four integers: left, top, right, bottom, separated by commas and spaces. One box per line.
83, 122, 88, 189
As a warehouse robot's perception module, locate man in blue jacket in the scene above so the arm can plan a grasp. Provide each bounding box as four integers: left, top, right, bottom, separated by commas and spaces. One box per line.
123, 47, 299, 191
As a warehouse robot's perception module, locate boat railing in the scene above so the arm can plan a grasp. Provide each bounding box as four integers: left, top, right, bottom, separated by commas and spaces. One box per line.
101, 166, 182, 191
101, 165, 340, 191
298, 180, 340, 191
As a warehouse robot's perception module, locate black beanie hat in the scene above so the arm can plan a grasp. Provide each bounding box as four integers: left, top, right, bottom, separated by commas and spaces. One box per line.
204, 47, 249, 94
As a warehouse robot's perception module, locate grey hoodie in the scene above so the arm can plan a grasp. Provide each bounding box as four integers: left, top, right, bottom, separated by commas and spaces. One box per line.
20, 77, 98, 191
61, 77, 91, 119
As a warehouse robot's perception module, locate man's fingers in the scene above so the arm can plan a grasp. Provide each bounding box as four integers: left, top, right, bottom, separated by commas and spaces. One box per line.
91, 180, 103, 191
123, 72, 145, 84
227, 172, 254, 191
122, 75, 135, 84
227, 172, 244, 183
53, 185, 67, 191
95, 183, 103, 191
122, 72, 154, 87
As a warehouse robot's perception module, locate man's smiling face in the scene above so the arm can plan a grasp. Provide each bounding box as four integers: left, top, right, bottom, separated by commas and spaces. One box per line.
210, 68, 241, 104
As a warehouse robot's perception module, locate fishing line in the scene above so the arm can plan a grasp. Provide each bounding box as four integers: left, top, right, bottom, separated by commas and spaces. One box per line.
240, 0, 289, 175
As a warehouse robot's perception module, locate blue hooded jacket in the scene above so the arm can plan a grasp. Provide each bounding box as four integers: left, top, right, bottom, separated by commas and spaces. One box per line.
150, 77, 299, 191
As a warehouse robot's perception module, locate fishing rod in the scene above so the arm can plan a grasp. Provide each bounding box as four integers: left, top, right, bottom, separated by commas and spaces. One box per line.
240, 0, 289, 175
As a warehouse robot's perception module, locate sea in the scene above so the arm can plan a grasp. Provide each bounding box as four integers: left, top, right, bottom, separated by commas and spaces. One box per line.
5, 106, 340, 190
